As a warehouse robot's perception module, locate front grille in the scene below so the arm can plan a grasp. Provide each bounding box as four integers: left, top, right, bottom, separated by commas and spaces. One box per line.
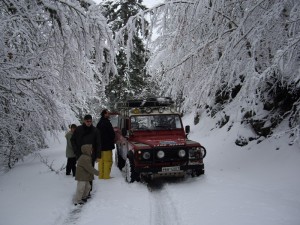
137, 148, 188, 163
156, 148, 184, 162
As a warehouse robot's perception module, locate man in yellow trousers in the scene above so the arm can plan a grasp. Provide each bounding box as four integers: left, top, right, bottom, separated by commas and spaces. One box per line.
96, 109, 115, 179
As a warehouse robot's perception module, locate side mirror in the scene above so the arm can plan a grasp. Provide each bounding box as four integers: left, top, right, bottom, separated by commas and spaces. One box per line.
121, 128, 127, 137
185, 125, 190, 134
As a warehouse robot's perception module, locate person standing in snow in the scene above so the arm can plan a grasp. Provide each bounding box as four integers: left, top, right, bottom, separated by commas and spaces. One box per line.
73, 144, 99, 205
71, 114, 101, 195
65, 124, 77, 176
96, 109, 115, 179
71, 114, 101, 164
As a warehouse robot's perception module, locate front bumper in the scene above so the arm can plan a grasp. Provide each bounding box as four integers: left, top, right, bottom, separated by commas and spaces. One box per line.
135, 163, 204, 176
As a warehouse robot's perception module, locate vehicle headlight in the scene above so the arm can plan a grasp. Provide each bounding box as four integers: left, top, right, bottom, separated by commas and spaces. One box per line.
157, 150, 165, 158
143, 151, 151, 160
178, 149, 186, 157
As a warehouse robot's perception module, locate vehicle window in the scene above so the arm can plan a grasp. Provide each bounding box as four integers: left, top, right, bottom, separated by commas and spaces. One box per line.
110, 115, 119, 127
130, 115, 182, 130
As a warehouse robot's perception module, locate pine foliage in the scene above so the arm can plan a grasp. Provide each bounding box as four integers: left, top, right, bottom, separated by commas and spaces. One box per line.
101, 0, 155, 109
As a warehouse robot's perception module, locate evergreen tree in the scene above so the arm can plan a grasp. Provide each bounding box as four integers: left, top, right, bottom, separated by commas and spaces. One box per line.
101, 0, 153, 109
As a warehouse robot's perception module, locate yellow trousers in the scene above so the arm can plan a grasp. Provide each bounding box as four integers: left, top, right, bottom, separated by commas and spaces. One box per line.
98, 150, 112, 179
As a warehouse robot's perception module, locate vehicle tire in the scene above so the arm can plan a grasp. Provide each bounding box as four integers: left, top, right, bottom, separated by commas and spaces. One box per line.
192, 169, 204, 177
196, 169, 204, 176
125, 158, 136, 183
115, 147, 125, 171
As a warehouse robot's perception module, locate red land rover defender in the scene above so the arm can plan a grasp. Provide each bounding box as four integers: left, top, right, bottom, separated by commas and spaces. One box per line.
114, 97, 206, 183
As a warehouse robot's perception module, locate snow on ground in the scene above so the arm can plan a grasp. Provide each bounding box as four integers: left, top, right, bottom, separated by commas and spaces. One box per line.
0, 114, 299, 225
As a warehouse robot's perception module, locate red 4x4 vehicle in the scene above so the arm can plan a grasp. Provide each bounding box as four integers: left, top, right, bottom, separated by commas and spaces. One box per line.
114, 97, 206, 183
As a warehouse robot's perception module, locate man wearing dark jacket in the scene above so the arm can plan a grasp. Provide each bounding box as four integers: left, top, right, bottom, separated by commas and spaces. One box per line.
71, 114, 101, 195
71, 114, 101, 163
96, 109, 115, 179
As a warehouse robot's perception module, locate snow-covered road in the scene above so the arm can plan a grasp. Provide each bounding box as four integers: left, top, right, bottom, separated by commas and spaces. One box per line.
1, 118, 300, 225
148, 179, 182, 225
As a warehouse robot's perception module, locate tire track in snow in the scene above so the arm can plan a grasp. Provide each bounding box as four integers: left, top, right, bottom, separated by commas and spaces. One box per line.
61, 205, 83, 225
148, 180, 182, 225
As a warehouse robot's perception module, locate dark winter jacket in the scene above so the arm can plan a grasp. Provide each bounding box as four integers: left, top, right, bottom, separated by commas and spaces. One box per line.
96, 117, 115, 150
75, 144, 99, 181
71, 124, 101, 161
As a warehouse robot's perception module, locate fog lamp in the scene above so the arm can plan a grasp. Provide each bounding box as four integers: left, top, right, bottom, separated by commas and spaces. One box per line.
157, 150, 165, 159
178, 149, 186, 157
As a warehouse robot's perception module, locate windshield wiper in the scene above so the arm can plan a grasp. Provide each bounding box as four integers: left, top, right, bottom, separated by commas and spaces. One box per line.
155, 125, 171, 129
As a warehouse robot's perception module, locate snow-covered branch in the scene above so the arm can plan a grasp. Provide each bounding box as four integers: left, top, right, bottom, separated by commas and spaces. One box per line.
128, 0, 300, 145
0, 0, 116, 170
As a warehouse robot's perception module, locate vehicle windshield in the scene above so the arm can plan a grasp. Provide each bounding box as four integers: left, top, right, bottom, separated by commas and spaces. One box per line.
110, 114, 119, 127
130, 114, 182, 130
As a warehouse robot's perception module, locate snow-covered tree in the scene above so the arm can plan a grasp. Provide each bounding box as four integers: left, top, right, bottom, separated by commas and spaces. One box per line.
101, 0, 157, 110
0, 0, 116, 170
118, 0, 300, 145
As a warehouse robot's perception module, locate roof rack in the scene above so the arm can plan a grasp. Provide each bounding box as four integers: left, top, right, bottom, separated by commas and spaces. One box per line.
117, 97, 174, 109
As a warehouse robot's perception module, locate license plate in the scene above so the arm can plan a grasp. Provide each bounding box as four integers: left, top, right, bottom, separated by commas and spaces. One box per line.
161, 166, 180, 172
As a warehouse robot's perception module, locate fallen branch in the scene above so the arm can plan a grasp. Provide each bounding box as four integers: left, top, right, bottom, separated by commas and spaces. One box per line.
35, 153, 66, 174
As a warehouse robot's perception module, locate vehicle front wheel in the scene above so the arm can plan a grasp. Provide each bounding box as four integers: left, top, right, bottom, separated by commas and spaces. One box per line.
191, 169, 204, 177
125, 158, 137, 183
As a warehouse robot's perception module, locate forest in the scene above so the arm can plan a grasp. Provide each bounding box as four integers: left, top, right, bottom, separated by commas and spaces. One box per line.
1, 0, 299, 171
